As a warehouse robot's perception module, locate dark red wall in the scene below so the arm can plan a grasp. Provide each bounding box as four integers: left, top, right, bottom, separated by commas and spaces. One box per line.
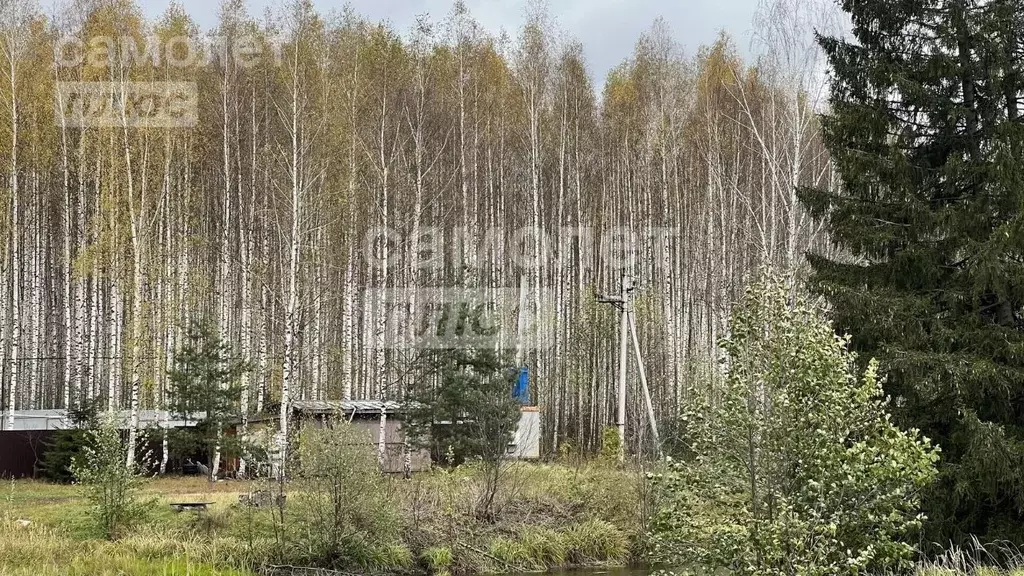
0, 431, 54, 478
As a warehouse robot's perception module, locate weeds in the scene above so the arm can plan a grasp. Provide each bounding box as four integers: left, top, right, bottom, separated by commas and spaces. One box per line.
420, 546, 454, 574
918, 538, 1024, 576
563, 519, 628, 564
6, 460, 656, 575
488, 537, 536, 571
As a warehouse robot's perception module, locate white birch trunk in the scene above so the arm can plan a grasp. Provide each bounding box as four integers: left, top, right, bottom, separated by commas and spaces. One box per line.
5, 45, 19, 430
341, 250, 354, 401
58, 73, 73, 410
122, 93, 143, 467
278, 46, 304, 475
28, 187, 40, 410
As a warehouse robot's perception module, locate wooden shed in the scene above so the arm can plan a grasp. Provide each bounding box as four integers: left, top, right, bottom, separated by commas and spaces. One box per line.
286, 400, 432, 474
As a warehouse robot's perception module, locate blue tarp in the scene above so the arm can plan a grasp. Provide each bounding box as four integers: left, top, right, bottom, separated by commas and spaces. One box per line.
514, 366, 530, 404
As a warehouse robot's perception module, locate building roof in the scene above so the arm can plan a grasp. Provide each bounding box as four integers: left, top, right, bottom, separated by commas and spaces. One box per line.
0, 410, 205, 431
289, 400, 404, 415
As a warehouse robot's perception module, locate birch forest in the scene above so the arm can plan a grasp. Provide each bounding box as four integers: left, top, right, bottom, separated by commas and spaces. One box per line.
0, 0, 841, 456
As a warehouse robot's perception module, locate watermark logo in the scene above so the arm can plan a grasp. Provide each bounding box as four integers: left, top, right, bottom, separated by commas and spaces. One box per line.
361, 226, 681, 274
54, 35, 283, 69
56, 81, 198, 128
365, 288, 556, 350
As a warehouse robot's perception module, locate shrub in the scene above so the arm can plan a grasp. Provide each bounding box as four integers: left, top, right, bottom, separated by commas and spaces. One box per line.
291, 421, 403, 567
599, 426, 622, 463
649, 275, 939, 576
70, 415, 154, 540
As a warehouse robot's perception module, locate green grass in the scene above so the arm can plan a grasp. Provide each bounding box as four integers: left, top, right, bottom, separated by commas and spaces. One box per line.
4, 469, 1017, 576
518, 526, 567, 568
488, 537, 538, 571
562, 519, 629, 564
0, 556, 250, 576
484, 521, 627, 572
420, 546, 454, 573
0, 518, 255, 576
0, 478, 270, 576
0, 462, 646, 575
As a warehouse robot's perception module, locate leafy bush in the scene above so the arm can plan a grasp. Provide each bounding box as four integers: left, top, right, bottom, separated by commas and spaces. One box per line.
70, 416, 154, 540
649, 275, 939, 576
599, 426, 622, 463
291, 421, 403, 567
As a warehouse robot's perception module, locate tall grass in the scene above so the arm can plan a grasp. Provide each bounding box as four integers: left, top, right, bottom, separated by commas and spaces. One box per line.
488, 537, 537, 571
518, 526, 567, 567
916, 538, 1024, 576
0, 518, 253, 576
486, 521, 628, 572
3, 461, 644, 575
562, 519, 629, 564
420, 546, 454, 574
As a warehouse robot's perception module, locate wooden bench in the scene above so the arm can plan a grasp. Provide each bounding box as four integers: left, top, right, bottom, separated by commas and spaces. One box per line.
169, 502, 214, 512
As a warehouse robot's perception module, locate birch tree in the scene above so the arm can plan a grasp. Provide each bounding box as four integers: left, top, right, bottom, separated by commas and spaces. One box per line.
0, 0, 36, 429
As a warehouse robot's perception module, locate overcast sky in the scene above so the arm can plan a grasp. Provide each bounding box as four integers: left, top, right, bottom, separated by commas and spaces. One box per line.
135, 0, 765, 84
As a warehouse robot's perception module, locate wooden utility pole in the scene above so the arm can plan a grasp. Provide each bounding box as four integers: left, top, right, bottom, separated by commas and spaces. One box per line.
598, 274, 662, 460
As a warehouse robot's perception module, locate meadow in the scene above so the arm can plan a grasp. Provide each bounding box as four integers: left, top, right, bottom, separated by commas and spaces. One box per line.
2, 462, 1021, 576
0, 462, 645, 576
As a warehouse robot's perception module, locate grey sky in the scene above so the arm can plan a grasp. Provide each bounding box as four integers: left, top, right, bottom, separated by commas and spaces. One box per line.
137, 0, 764, 84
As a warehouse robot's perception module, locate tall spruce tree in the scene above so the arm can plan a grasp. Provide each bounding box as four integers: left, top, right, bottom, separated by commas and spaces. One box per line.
404, 347, 521, 466
167, 320, 248, 480
804, 0, 1024, 545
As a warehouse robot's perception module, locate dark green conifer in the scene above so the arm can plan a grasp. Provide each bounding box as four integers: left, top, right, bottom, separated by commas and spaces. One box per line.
805, 0, 1024, 544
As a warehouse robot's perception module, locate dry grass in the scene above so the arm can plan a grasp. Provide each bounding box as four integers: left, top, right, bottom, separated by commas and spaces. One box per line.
7, 470, 1014, 576
0, 476, 269, 576
396, 461, 643, 574
0, 516, 255, 576
144, 476, 250, 496
1, 464, 645, 575
916, 538, 1024, 576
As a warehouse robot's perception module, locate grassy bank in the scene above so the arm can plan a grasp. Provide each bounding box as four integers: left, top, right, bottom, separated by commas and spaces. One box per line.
0, 478, 260, 576
5, 464, 1008, 576
0, 462, 647, 576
